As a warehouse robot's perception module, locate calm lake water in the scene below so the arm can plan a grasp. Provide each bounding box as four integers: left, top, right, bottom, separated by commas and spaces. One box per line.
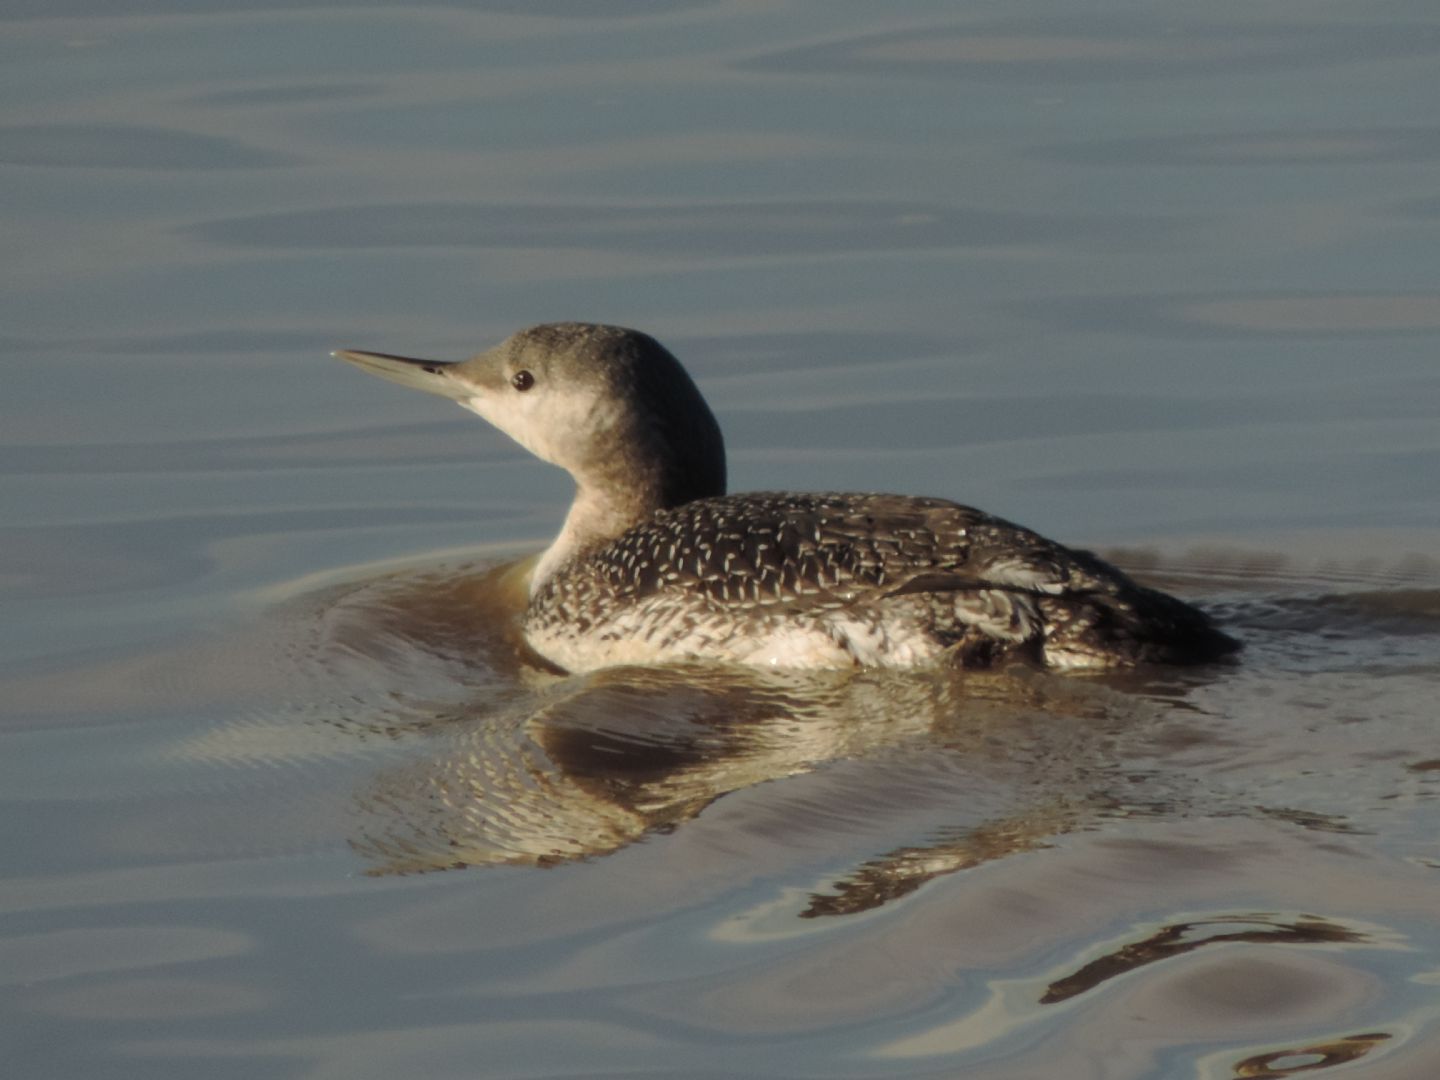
4, 2, 1440, 1077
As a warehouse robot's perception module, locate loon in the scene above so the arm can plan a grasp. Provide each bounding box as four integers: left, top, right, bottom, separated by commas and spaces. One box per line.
336, 323, 1239, 673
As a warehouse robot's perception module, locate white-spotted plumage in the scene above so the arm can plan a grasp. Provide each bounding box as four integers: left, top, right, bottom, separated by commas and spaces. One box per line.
336, 323, 1240, 673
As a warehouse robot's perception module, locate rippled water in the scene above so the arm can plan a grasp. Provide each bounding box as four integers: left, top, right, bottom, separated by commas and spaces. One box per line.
4, 1, 1440, 1077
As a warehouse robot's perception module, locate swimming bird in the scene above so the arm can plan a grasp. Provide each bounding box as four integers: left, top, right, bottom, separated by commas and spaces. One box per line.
335, 323, 1239, 673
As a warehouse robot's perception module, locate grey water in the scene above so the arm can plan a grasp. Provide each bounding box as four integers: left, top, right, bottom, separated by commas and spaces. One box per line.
4, 2, 1440, 1077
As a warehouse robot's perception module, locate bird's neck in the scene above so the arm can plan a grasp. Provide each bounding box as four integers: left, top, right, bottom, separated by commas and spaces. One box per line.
526, 427, 726, 597
528, 480, 661, 597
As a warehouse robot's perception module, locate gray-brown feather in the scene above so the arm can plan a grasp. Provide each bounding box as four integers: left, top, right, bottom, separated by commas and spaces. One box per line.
522, 492, 1239, 672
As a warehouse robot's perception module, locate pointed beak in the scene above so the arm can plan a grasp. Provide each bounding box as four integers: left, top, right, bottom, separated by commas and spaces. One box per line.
333, 349, 469, 401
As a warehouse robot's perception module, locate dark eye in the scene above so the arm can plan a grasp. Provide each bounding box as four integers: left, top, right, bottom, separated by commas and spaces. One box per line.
511, 369, 534, 391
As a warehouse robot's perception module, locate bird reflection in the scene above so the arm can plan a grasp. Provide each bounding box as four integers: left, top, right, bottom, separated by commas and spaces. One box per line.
799, 804, 1085, 918
352, 662, 950, 875
1040, 913, 1370, 1005
1232, 1031, 1391, 1078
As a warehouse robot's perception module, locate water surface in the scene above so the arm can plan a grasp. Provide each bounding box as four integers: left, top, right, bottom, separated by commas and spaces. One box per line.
3, 1, 1439, 1077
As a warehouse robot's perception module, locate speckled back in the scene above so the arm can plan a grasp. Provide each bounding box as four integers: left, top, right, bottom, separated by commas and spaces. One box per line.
519, 491, 1239, 672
